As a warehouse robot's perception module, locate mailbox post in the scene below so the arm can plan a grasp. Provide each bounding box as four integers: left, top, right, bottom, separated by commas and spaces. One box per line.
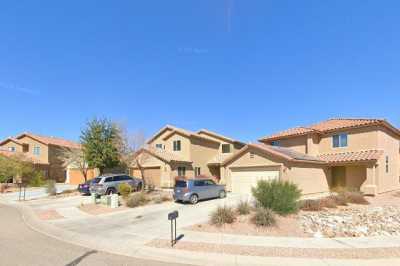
18, 182, 26, 201
168, 210, 179, 247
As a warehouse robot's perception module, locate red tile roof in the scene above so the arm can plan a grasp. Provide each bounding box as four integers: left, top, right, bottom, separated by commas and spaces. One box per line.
133, 146, 192, 165
318, 150, 384, 164
16, 133, 81, 149
260, 118, 400, 141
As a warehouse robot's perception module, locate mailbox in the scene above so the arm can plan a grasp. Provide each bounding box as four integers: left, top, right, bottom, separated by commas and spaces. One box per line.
168, 211, 179, 220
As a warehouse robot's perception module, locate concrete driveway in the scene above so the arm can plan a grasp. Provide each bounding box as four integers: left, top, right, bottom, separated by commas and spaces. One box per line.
27, 193, 243, 247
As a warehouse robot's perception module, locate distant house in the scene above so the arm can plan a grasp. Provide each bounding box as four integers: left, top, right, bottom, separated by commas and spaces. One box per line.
131, 125, 245, 188
0, 132, 90, 183
222, 118, 400, 196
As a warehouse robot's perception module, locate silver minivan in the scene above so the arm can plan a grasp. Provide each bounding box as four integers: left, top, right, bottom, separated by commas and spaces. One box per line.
173, 178, 226, 204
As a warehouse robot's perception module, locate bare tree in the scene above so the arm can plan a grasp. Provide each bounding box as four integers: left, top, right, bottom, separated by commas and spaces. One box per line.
61, 148, 89, 182
114, 124, 148, 189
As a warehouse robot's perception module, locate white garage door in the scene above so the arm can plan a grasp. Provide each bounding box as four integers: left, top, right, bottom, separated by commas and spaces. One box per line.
230, 169, 279, 195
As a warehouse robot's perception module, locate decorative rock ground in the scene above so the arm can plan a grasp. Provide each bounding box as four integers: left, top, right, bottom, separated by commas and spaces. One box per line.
301, 206, 400, 237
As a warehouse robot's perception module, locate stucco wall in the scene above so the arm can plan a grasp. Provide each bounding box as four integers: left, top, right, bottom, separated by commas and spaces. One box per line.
344, 165, 367, 190
376, 128, 400, 193
164, 132, 192, 161
0, 140, 23, 153
276, 136, 307, 154
318, 127, 379, 154
284, 163, 330, 195
190, 137, 220, 177
18, 136, 49, 164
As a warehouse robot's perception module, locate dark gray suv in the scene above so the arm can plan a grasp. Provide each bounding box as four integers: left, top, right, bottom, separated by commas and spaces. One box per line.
173, 178, 226, 204
90, 174, 143, 196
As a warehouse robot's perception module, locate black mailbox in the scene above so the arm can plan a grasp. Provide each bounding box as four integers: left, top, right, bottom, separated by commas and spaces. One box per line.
168, 210, 179, 220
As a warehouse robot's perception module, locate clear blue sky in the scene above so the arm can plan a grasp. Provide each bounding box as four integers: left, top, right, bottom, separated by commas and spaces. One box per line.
1, 1, 399, 142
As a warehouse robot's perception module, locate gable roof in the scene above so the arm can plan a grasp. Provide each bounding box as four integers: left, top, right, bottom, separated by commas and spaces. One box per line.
15, 132, 81, 149
197, 129, 245, 145
147, 125, 223, 145
0, 137, 24, 146
133, 146, 192, 164
222, 143, 325, 166
260, 118, 400, 141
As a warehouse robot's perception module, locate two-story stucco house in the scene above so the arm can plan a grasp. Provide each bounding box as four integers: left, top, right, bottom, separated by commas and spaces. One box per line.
0, 132, 81, 182
131, 125, 245, 188
222, 118, 400, 196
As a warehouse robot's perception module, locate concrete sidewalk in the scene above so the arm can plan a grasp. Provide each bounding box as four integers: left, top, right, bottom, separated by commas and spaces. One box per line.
3, 196, 400, 266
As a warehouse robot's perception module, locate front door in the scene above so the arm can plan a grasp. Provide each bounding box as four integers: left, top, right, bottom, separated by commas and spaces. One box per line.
332, 166, 346, 188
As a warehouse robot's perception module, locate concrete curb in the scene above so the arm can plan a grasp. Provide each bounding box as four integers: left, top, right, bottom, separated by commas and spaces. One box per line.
4, 199, 400, 266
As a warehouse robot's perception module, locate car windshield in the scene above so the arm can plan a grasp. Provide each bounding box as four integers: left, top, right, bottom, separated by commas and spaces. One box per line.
91, 178, 102, 184
175, 180, 187, 188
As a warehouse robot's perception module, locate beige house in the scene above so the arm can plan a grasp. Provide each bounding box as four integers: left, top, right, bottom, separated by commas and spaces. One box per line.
222, 118, 400, 196
131, 125, 244, 188
0, 132, 81, 182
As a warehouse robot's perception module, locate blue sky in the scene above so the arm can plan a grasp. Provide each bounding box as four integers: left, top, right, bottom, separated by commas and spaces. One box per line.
1, 0, 400, 142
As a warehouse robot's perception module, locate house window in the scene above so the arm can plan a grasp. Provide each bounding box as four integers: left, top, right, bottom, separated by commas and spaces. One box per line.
155, 144, 163, 149
271, 141, 280, 146
173, 140, 181, 151
33, 146, 41, 156
177, 166, 186, 177
221, 144, 231, 153
386, 156, 389, 173
8, 146, 16, 152
23, 144, 29, 152
195, 167, 201, 176
250, 152, 255, 159
332, 133, 348, 148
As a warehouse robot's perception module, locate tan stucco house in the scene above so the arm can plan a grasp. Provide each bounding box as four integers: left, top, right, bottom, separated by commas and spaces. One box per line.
222, 118, 400, 196
0, 132, 83, 182
131, 125, 245, 188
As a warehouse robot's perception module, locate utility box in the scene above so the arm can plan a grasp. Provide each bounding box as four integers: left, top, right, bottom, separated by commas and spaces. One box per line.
110, 194, 119, 208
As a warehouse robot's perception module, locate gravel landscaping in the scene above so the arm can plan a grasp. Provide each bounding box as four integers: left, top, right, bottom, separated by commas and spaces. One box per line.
79, 204, 127, 215
187, 191, 400, 238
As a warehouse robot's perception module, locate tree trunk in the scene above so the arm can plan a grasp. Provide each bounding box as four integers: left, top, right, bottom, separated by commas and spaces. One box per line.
136, 159, 146, 191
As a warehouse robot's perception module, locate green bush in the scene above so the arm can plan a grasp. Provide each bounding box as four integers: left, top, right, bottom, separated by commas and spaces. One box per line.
252, 180, 301, 215
46, 180, 57, 196
236, 200, 251, 215
252, 208, 276, 227
118, 183, 132, 199
28, 172, 45, 187
210, 206, 236, 226
126, 193, 149, 208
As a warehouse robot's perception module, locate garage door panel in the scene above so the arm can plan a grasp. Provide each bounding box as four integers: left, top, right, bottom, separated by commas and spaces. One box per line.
231, 169, 279, 195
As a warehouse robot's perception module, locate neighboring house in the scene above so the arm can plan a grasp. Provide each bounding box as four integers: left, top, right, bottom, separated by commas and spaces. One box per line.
0, 132, 82, 182
222, 118, 400, 196
131, 125, 245, 188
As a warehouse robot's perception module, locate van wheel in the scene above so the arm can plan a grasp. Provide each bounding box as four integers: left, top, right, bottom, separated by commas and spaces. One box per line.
219, 190, 226, 199
136, 183, 143, 191
106, 188, 116, 195
189, 194, 199, 204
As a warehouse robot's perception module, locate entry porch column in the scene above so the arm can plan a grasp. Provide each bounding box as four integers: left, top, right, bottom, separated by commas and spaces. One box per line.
361, 163, 378, 195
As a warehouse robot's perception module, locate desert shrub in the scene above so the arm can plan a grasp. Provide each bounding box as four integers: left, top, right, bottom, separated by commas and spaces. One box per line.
146, 183, 156, 192
299, 199, 323, 211
59, 189, 77, 195
330, 194, 348, 206
160, 194, 172, 202
46, 180, 57, 196
341, 191, 369, 205
29, 172, 45, 187
210, 206, 236, 226
118, 183, 132, 199
126, 193, 149, 208
252, 180, 301, 215
252, 208, 276, 227
320, 197, 337, 208
236, 200, 251, 215
0, 184, 8, 193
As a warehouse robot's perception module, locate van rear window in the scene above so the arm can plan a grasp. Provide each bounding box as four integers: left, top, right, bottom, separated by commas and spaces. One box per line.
175, 180, 187, 188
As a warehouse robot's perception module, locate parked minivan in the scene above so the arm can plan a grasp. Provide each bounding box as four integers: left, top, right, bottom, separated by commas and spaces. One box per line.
173, 178, 226, 204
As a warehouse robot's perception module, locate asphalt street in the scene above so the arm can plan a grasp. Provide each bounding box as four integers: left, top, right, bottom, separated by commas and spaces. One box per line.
0, 203, 189, 266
